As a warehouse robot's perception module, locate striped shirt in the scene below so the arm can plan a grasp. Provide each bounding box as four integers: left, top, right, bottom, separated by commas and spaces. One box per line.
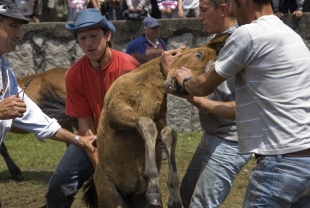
215, 15, 310, 155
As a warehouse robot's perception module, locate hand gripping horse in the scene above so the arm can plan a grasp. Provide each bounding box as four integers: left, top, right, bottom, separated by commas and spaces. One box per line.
83, 33, 230, 208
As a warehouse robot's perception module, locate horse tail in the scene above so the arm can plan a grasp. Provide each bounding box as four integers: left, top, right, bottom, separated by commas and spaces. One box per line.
82, 176, 98, 208
38, 88, 78, 132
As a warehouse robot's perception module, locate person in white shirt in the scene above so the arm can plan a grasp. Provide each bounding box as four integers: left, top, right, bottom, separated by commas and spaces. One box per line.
0, 0, 96, 172
162, 0, 310, 207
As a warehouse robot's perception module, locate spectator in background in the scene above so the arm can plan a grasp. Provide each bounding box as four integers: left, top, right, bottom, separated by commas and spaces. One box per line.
88, 0, 107, 17
105, 0, 124, 20
36, 0, 68, 22
125, 0, 152, 13
126, 17, 167, 56
182, 0, 199, 18
272, 0, 304, 19
157, 0, 183, 18
150, 0, 161, 18
67, 0, 101, 22
14, 0, 37, 22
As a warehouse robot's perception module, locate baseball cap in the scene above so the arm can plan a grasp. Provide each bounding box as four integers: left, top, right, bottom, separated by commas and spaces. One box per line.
0, 0, 29, 24
143, 17, 159, 28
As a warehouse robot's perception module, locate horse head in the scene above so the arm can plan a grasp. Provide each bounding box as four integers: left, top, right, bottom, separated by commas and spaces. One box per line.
163, 33, 231, 94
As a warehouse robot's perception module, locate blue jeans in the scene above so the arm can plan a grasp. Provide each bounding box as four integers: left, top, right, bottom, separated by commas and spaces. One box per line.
243, 155, 310, 208
180, 134, 252, 208
45, 144, 94, 208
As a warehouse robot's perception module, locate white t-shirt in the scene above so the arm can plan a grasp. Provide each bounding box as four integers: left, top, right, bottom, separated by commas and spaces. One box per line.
215, 15, 310, 155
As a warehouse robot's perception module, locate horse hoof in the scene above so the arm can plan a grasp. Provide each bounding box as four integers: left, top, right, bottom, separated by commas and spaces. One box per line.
147, 194, 163, 208
168, 199, 182, 208
11, 173, 24, 182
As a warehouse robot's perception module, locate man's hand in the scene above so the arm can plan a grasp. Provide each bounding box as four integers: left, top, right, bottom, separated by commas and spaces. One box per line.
294, 10, 302, 18
274, 12, 283, 19
81, 130, 98, 168
0, 96, 26, 119
172, 67, 194, 87
160, 47, 185, 75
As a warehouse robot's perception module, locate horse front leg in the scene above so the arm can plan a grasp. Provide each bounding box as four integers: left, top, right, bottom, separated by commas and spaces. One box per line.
160, 127, 182, 208
136, 117, 162, 208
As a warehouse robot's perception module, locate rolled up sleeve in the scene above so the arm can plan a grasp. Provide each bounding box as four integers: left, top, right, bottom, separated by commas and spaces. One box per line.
12, 93, 61, 141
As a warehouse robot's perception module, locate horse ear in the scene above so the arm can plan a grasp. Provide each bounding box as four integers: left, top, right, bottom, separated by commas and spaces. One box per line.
206, 33, 231, 56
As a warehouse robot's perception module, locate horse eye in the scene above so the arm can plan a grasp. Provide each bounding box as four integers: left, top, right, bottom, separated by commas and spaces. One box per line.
196, 52, 202, 59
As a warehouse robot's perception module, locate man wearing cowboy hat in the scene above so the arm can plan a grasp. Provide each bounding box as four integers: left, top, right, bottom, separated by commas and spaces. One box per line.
0, 0, 97, 204
44, 8, 139, 208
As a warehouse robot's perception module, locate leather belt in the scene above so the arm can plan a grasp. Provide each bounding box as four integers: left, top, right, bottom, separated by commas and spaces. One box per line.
254, 148, 310, 160
284, 148, 310, 157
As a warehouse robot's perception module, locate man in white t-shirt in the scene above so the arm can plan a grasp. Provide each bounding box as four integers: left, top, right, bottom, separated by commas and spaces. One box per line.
162, 0, 310, 207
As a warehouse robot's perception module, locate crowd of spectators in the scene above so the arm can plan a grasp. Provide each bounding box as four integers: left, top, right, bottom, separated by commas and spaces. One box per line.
13, 0, 310, 23
12, 0, 200, 22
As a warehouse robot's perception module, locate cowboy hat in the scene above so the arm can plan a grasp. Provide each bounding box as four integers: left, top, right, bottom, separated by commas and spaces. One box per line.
66, 9, 116, 38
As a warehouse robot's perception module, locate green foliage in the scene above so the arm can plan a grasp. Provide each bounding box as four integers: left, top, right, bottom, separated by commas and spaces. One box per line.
0, 132, 254, 208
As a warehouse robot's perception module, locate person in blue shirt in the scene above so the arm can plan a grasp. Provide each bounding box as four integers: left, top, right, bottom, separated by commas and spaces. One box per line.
126, 17, 167, 56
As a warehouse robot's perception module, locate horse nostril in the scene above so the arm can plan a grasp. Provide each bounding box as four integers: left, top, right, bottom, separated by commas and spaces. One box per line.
163, 80, 172, 92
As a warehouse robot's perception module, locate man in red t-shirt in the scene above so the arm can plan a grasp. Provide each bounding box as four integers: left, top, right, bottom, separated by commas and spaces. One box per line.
44, 9, 139, 208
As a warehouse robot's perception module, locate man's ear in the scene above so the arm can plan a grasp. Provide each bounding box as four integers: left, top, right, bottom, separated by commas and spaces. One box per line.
106, 31, 112, 42
220, 3, 229, 15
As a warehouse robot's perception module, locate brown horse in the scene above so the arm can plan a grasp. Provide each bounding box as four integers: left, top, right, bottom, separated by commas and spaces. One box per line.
0, 67, 77, 181
83, 33, 230, 208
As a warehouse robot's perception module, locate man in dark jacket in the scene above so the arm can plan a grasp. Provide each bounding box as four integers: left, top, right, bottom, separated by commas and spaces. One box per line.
126, 17, 167, 56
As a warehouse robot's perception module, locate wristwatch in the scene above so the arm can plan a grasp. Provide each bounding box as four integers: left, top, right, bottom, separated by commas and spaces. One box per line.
73, 135, 80, 147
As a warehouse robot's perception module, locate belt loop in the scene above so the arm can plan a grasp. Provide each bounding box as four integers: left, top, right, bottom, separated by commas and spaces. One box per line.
276, 155, 282, 161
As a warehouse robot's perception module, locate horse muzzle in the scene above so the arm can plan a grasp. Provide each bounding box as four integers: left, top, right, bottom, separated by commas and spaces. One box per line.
163, 79, 188, 95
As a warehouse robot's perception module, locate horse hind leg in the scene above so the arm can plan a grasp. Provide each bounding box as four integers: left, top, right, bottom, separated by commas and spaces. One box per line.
160, 127, 182, 208
137, 117, 163, 208
0, 142, 23, 181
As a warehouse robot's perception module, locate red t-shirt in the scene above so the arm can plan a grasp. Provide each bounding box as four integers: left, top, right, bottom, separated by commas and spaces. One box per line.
65, 49, 139, 129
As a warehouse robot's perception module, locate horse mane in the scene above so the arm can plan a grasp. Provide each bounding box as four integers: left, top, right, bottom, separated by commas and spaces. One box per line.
38, 88, 78, 132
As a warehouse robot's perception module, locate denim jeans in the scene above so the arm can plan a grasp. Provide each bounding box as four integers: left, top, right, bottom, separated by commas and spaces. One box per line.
180, 134, 252, 208
243, 155, 310, 208
45, 144, 94, 208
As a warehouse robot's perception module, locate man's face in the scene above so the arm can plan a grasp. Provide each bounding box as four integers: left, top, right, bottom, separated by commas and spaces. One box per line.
0, 16, 23, 55
197, 0, 225, 34
76, 28, 110, 61
144, 26, 160, 40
